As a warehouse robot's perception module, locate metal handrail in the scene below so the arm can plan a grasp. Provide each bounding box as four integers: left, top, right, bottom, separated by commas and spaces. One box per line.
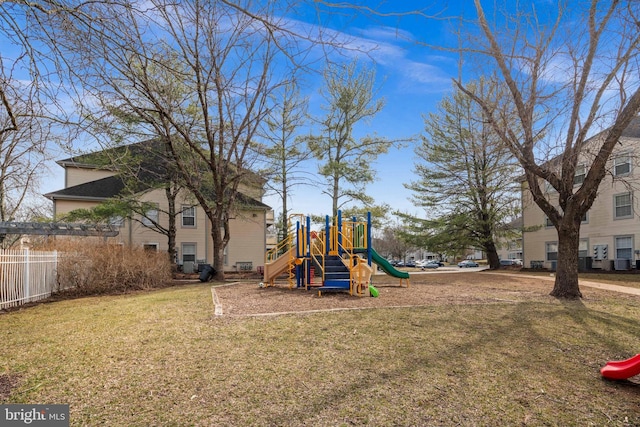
308, 233, 326, 289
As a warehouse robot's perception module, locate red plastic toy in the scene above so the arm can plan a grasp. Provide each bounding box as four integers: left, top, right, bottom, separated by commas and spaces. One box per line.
601, 354, 640, 380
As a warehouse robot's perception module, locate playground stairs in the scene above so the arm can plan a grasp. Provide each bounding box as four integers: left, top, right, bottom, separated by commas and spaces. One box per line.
320, 255, 351, 290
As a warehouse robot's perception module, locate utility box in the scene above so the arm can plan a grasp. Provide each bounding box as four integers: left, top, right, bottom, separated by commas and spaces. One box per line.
578, 257, 593, 272
615, 259, 631, 271
593, 244, 609, 260
183, 261, 195, 274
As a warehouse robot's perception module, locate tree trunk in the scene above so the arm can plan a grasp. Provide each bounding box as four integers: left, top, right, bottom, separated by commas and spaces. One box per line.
480, 218, 501, 269
485, 241, 500, 270
550, 220, 582, 299
282, 171, 288, 242
166, 187, 177, 264
209, 213, 225, 281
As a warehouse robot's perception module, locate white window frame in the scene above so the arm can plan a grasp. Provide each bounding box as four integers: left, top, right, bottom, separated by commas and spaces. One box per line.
143, 243, 159, 252
181, 205, 196, 228
615, 235, 634, 260
614, 192, 633, 220
574, 164, 586, 186
181, 243, 197, 263
544, 180, 555, 193
545, 242, 558, 261
142, 204, 159, 226
508, 239, 523, 251
545, 215, 554, 228
109, 215, 124, 228
578, 239, 589, 258
613, 152, 631, 177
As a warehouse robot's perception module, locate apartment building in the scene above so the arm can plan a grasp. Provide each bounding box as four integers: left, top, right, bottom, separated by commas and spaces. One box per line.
521, 116, 640, 270
45, 140, 274, 273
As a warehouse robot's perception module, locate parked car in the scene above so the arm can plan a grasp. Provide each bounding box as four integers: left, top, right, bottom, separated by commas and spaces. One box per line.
458, 260, 479, 268
421, 261, 440, 269
417, 259, 444, 267
405, 261, 416, 268
500, 259, 523, 268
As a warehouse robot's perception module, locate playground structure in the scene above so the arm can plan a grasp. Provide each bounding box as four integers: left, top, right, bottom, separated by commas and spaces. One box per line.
263, 211, 409, 296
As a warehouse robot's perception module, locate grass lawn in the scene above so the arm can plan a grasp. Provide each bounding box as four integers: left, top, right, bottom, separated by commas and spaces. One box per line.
505, 269, 640, 290
2, 277, 640, 426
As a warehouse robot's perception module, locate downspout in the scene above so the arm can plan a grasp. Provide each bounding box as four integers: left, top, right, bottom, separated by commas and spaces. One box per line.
205, 213, 210, 264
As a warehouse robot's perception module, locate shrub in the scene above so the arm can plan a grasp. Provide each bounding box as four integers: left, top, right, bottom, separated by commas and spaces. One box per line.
44, 241, 172, 295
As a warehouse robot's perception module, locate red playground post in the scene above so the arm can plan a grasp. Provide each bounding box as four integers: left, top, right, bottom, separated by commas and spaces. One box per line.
600, 354, 640, 380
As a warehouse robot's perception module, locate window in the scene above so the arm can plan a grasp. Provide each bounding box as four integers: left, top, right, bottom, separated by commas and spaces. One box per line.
544, 180, 555, 193
143, 243, 158, 252
614, 192, 633, 219
182, 243, 196, 263
582, 211, 588, 223
142, 204, 159, 226
578, 239, 589, 258
615, 236, 633, 260
109, 216, 124, 227
614, 153, 631, 176
545, 242, 558, 261
546, 211, 587, 226
182, 206, 196, 227
545, 216, 554, 227
574, 164, 586, 186
508, 239, 523, 251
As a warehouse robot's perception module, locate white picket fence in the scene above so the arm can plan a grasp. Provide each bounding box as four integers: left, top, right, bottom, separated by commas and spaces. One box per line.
0, 249, 61, 309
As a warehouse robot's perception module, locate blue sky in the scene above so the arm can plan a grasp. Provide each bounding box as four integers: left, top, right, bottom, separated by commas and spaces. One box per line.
258, 1, 472, 219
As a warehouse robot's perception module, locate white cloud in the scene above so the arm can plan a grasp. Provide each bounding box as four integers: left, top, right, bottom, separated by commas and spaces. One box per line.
278, 16, 453, 93
356, 26, 416, 43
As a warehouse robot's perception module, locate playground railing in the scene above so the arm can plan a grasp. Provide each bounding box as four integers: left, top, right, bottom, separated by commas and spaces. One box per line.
266, 214, 307, 263
308, 234, 326, 289
341, 220, 368, 250
266, 234, 292, 263
335, 228, 358, 259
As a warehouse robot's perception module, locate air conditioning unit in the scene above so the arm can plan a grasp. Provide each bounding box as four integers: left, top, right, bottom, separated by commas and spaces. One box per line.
615, 259, 631, 271
183, 261, 195, 274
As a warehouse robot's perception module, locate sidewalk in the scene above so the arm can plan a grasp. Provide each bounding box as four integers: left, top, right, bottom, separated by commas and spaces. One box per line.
484, 271, 640, 296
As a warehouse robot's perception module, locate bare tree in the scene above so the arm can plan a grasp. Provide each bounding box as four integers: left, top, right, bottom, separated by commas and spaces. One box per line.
260, 80, 313, 241
456, 1, 640, 298
38, 0, 323, 279
0, 63, 53, 247
372, 224, 414, 264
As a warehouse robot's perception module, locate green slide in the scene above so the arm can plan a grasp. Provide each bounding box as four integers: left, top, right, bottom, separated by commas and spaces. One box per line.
370, 247, 410, 279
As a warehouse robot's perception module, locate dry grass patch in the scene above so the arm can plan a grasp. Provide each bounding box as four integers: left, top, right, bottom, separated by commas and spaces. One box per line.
1, 274, 640, 426
507, 269, 640, 290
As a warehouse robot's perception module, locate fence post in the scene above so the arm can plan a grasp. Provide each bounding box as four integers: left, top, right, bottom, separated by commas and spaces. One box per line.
54, 249, 58, 291
24, 248, 30, 301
